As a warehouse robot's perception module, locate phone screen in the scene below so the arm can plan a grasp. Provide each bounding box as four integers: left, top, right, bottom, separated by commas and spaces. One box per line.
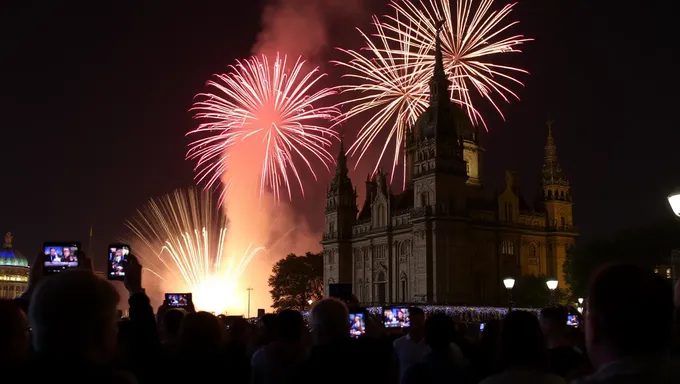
383, 306, 410, 328
480, 323, 485, 331
107, 244, 130, 280
43, 243, 80, 274
349, 312, 366, 338
566, 314, 579, 327
165, 293, 192, 308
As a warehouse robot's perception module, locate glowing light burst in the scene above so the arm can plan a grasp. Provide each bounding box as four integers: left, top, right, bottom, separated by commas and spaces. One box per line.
334, 16, 433, 185
384, 0, 532, 126
187, 54, 341, 202
126, 188, 266, 314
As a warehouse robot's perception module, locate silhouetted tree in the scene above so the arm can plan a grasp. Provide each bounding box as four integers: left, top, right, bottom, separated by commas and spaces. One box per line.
564, 219, 680, 297
512, 275, 566, 308
268, 252, 323, 311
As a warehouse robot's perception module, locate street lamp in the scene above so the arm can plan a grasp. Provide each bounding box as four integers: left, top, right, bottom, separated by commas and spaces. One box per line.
668, 188, 680, 218
546, 279, 558, 306
307, 299, 313, 305
503, 277, 515, 312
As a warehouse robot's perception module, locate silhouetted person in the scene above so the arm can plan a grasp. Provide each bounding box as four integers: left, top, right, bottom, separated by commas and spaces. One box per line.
27, 269, 131, 383
295, 298, 391, 384
255, 313, 277, 349
403, 312, 465, 384
252, 309, 308, 384
0, 299, 30, 367
393, 307, 428, 382
160, 308, 184, 347
470, 319, 502, 382
573, 264, 680, 383
480, 310, 564, 384
540, 306, 588, 378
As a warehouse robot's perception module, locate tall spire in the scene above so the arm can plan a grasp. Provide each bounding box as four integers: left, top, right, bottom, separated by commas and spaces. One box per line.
429, 20, 451, 106
335, 136, 348, 176
541, 119, 568, 186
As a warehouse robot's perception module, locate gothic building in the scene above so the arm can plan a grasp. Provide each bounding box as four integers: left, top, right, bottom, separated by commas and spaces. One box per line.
321, 29, 578, 306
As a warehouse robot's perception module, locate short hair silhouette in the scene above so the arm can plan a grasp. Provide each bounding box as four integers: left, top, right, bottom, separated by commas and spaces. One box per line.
29, 269, 120, 353
499, 310, 545, 369
588, 263, 673, 354
409, 306, 425, 317
424, 312, 454, 349
276, 309, 304, 341
540, 306, 568, 329
309, 297, 348, 338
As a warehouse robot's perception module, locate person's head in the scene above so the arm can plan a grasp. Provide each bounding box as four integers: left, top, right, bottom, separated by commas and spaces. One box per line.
499, 310, 545, 370
409, 307, 425, 333
29, 270, 120, 364
258, 313, 277, 343
539, 306, 568, 338
0, 299, 30, 364
424, 312, 454, 350
276, 309, 304, 342
179, 311, 223, 354
161, 308, 185, 342
586, 264, 673, 367
49, 248, 56, 255
63, 248, 71, 257
309, 298, 349, 345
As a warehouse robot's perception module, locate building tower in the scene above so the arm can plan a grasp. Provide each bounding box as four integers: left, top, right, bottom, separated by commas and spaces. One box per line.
322, 139, 357, 295
405, 21, 468, 211
539, 120, 575, 287
405, 22, 471, 303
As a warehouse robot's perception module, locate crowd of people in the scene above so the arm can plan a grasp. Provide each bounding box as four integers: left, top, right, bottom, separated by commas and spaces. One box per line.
1, 253, 679, 383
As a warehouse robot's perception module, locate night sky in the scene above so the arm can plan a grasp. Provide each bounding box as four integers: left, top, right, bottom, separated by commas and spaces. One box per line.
1, 0, 676, 270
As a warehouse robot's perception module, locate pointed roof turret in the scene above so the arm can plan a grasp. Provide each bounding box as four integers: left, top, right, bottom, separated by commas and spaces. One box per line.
329, 138, 354, 196
541, 119, 569, 186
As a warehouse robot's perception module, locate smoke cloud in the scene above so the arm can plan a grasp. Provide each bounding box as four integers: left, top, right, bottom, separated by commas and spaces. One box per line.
253, 0, 367, 59
221, 141, 320, 313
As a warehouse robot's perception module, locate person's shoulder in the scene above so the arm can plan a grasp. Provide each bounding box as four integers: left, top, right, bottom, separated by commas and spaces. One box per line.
393, 334, 409, 347
251, 346, 266, 366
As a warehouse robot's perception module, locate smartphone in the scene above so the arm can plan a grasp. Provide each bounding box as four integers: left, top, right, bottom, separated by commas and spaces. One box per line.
165, 293, 192, 308
480, 323, 486, 332
566, 314, 579, 327
107, 244, 130, 281
348, 308, 366, 339
43, 242, 80, 274
383, 306, 411, 328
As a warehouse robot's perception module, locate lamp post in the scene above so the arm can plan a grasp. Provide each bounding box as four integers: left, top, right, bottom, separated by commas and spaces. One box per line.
503, 277, 515, 312
546, 279, 558, 306
246, 287, 253, 318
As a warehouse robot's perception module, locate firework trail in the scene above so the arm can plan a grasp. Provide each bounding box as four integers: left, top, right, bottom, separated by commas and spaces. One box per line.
126, 187, 266, 314
187, 54, 340, 202
384, 0, 532, 126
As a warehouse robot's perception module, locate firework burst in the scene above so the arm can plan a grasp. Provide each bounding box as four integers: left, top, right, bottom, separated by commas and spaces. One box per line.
384, 0, 532, 126
126, 187, 266, 314
334, 15, 432, 185
187, 54, 340, 202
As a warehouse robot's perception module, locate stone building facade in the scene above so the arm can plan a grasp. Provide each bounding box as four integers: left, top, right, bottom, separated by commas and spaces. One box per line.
321, 32, 578, 306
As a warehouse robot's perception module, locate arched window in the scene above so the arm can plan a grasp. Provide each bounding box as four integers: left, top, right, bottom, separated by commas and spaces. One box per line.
357, 278, 364, 301
400, 272, 408, 302
420, 192, 429, 207
378, 205, 385, 226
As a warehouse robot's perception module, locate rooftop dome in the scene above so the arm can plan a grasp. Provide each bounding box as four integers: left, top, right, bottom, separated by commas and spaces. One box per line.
0, 232, 28, 267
